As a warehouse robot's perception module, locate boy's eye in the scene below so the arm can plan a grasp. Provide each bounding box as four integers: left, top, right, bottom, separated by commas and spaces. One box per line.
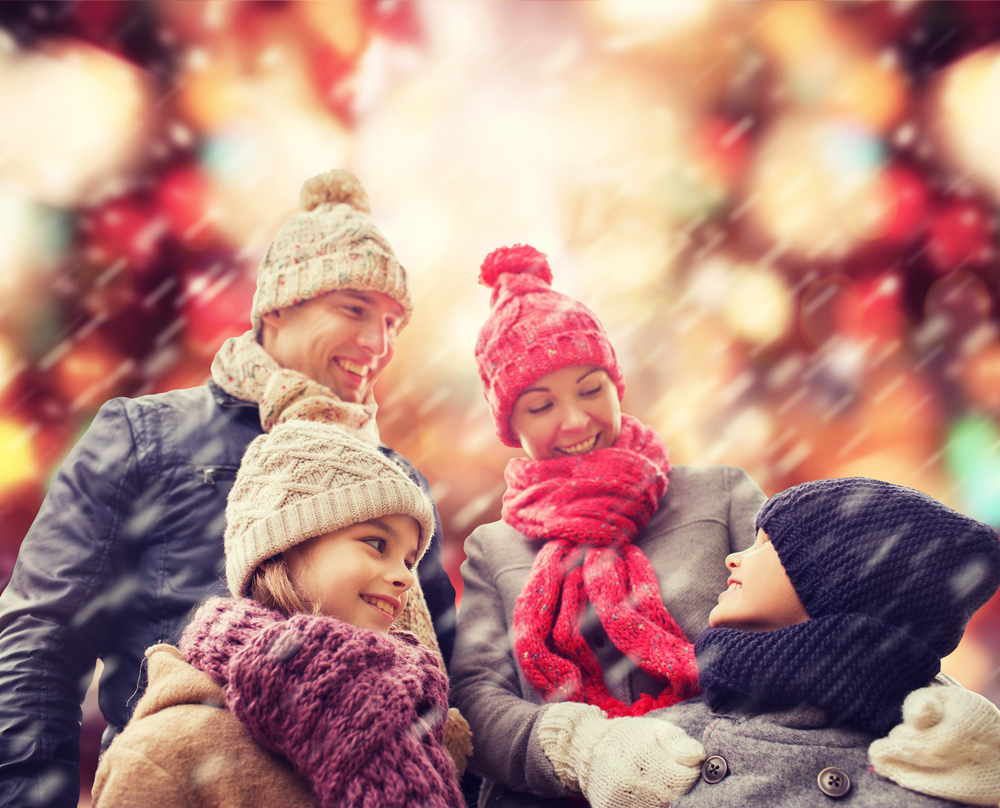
362, 538, 386, 553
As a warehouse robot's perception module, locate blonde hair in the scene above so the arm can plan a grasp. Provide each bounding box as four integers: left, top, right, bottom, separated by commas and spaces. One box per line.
248, 554, 321, 616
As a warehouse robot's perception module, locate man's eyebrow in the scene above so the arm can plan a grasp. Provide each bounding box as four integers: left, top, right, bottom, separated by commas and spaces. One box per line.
339, 290, 403, 319
340, 291, 374, 304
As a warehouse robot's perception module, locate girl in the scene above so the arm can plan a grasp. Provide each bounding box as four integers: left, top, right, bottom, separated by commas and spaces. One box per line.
450, 244, 999, 808
93, 420, 468, 808
539, 477, 1000, 806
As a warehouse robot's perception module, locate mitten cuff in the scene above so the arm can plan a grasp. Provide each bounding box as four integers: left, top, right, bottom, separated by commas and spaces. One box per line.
538, 702, 611, 791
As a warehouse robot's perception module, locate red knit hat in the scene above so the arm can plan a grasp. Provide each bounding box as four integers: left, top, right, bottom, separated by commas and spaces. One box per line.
475, 244, 625, 447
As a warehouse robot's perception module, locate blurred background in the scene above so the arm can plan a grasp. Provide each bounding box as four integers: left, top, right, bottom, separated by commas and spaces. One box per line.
0, 1, 999, 803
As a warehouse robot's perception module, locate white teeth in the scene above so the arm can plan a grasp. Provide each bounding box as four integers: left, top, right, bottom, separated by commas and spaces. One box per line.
728, 583, 741, 591
556, 436, 599, 455
361, 595, 393, 616
336, 359, 370, 376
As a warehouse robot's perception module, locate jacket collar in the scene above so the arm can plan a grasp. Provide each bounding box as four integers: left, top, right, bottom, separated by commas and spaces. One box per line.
208, 379, 257, 409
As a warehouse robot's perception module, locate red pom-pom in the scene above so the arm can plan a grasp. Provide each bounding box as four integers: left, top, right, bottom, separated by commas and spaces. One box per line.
478, 244, 553, 289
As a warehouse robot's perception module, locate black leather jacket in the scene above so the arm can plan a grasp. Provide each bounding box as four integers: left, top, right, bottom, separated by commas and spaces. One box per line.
0, 381, 456, 808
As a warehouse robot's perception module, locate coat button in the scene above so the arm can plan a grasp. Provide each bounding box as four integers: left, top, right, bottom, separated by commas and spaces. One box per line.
817, 767, 851, 798
701, 755, 728, 784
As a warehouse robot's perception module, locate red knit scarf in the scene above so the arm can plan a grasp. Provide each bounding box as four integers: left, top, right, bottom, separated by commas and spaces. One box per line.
507, 415, 700, 718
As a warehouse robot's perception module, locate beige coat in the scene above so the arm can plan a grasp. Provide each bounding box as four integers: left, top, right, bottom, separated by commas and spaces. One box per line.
92, 644, 318, 808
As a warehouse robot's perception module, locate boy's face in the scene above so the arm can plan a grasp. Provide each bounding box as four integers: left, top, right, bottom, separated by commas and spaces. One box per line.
709, 529, 809, 631
284, 514, 420, 633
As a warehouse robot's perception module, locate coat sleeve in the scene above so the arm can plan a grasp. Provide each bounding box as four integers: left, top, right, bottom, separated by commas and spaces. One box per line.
0, 398, 147, 808
92, 744, 190, 808
226, 614, 463, 808
448, 528, 573, 798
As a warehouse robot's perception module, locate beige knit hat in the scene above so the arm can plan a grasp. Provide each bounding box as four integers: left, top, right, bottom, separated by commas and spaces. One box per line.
224, 419, 436, 598
250, 169, 412, 334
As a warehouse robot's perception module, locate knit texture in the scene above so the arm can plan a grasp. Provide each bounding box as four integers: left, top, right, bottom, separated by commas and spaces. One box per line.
757, 476, 1000, 657
537, 702, 704, 808
250, 168, 411, 333
475, 244, 624, 447
224, 420, 435, 598
696, 477, 1000, 736
869, 681, 1000, 805
180, 598, 464, 808
507, 415, 700, 718
212, 331, 380, 443
695, 613, 941, 736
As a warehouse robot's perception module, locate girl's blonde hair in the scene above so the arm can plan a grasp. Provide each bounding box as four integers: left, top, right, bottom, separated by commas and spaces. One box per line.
248, 554, 321, 616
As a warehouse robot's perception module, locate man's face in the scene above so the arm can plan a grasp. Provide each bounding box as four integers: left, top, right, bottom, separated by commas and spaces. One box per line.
260, 289, 404, 403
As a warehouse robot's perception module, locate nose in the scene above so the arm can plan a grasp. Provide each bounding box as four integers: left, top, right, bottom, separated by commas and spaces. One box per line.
389, 562, 416, 592
560, 403, 589, 433
725, 550, 743, 570
357, 317, 390, 359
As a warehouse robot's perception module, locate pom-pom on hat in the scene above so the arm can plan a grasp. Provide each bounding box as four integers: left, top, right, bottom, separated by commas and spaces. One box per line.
475, 244, 625, 447
250, 169, 412, 334
224, 420, 436, 598
757, 477, 1000, 659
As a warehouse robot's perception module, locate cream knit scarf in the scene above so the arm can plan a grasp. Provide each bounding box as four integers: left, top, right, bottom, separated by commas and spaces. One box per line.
211, 329, 380, 444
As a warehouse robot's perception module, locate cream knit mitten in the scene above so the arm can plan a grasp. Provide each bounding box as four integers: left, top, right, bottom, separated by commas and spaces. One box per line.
538, 702, 705, 808
869, 680, 1000, 806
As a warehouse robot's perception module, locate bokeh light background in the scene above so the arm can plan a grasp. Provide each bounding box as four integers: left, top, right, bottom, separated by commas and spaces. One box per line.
2, 1, 1000, 803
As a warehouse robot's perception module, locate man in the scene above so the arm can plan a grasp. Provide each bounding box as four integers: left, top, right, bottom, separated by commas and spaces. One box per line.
0, 169, 457, 808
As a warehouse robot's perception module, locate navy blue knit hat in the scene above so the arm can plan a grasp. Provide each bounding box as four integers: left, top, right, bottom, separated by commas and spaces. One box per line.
757, 477, 1000, 658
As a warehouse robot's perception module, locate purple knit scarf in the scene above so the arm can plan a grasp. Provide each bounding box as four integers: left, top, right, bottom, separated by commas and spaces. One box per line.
179, 598, 464, 808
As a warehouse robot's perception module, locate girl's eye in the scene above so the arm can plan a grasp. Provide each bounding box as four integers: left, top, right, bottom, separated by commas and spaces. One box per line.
404, 560, 415, 571
363, 538, 386, 553
580, 385, 602, 397
527, 403, 552, 414
344, 305, 365, 316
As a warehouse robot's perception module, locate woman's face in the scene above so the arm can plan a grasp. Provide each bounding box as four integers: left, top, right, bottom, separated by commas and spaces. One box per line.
509, 365, 622, 461
708, 529, 809, 631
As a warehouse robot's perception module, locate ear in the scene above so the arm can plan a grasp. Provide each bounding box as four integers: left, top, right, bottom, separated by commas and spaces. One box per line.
260, 310, 281, 325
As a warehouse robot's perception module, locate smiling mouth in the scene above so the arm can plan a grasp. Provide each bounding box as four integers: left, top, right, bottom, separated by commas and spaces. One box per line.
336, 358, 371, 377
554, 435, 599, 456
361, 594, 396, 619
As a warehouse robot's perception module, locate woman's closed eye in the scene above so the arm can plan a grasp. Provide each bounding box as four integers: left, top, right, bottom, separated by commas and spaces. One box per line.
527, 402, 552, 414
580, 384, 602, 397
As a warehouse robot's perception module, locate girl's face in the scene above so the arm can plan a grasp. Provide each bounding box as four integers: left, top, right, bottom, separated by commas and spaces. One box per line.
285, 514, 419, 633
509, 365, 622, 461
708, 529, 809, 631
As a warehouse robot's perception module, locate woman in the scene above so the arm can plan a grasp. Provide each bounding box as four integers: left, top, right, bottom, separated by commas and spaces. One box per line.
450, 244, 998, 808
450, 244, 764, 808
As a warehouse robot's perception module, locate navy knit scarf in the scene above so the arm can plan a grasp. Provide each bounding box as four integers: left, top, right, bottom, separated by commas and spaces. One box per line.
694, 613, 942, 736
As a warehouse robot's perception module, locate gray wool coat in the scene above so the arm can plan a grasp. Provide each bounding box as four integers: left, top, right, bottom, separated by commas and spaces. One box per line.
655, 698, 971, 808
450, 464, 766, 808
